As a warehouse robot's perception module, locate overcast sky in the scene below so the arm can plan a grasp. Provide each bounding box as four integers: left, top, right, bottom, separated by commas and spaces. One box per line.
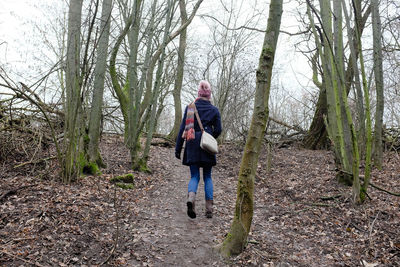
0, 0, 312, 97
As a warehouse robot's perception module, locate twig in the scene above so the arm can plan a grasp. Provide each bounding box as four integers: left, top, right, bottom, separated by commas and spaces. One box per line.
0, 250, 45, 267
369, 182, 400, 197
13, 156, 57, 169
359, 175, 400, 197
320, 194, 342, 201
7, 83, 62, 165
200, 14, 266, 33
292, 207, 313, 214
268, 116, 305, 133
252, 247, 279, 260
369, 211, 380, 239
247, 240, 259, 245
347, 221, 366, 233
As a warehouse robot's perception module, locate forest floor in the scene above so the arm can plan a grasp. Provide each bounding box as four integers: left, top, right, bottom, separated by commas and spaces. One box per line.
1, 135, 399, 266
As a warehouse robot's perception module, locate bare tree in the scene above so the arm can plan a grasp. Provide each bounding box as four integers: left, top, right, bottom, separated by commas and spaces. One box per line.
168, 0, 189, 142
217, 0, 282, 257
63, 0, 84, 183
87, 0, 113, 170
372, 0, 384, 169
140, 0, 175, 169
109, 0, 204, 170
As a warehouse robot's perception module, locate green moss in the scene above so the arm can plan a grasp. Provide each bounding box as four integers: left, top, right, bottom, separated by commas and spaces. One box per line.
110, 174, 134, 190
83, 134, 90, 144
78, 152, 102, 176
110, 173, 135, 183
83, 162, 101, 175
95, 151, 107, 168
262, 45, 273, 55
115, 182, 134, 190
133, 159, 152, 174
78, 152, 87, 175
360, 187, 367, 203
123, 80, 129, 93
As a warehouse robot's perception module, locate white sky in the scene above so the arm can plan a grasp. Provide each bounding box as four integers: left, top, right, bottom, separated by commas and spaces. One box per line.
0, 0, 313, 97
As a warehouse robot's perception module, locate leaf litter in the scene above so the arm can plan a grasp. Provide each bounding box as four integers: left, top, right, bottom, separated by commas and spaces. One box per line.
0, 136, 399, 266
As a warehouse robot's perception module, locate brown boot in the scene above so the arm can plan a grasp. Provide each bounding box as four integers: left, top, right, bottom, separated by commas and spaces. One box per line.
205, 199, 213, 218
187, 192, 196, 218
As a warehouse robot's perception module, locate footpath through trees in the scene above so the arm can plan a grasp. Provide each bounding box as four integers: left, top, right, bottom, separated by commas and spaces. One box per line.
0, 136, 399, 266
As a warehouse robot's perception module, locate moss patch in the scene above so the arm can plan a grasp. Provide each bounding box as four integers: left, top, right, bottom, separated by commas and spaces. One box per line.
110, 174, 135, 190
133, 159, 152, 174
115, 182, 134, 190
110, 173, 135, 183
82, 162, 101, 175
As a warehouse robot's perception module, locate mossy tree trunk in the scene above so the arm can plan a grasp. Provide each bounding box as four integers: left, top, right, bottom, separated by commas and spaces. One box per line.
217, 0, 282, 258
63, 0, 83, 183
139, 0, 174, 170
303, 2, 371, 153
307, 0, 361, 202
87, 0, 113, 170
303, 51, 329, 150
333, 0, 354, 174
109, 0, 204, 170
342, 0, 372, 203
311, 0, 351, 176
168, 0, 188, 142
126, 0, 143, 165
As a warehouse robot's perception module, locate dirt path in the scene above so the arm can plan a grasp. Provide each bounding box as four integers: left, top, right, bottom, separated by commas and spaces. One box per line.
2, 137, 399, 266
126, 146, 228, 266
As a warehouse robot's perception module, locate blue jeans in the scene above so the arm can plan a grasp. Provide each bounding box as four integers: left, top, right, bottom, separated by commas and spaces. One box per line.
188, 165, 213, 200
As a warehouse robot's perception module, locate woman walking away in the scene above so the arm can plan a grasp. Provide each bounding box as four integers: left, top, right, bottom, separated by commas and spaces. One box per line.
175, 81, 222, 219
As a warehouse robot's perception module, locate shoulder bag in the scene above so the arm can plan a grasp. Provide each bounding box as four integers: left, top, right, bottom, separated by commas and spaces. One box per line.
193, 104, 219, 155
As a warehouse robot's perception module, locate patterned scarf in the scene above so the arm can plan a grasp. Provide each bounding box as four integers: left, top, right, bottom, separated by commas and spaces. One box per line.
182, 101, 196, 141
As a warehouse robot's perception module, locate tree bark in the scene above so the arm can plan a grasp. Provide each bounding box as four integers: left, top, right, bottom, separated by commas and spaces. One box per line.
63, 0, 83, 183
303, 86, 329, 150
334, 0, 354, 171
168, 0, 188, 142
139, 0, 174, 170
372, 0, 384, 169
342, 0, 372, 203
87, 0, 113, 168
126, 0, 143, 165
304, 3, 371, 152
217, 0, 282, 258
141, 0, 204, 120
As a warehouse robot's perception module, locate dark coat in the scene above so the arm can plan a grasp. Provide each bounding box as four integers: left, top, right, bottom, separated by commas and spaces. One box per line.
175, 99, 222, 167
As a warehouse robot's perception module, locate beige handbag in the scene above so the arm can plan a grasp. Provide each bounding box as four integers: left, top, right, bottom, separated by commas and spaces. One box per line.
194, 105, 219, 155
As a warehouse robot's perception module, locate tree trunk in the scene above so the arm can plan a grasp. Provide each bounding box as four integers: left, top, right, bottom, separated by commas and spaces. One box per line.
342, 0, 372, 203
334, 0, 354, 172
109, 0, 203, 169
63, 0, 83, 183
140, 0, 204, 122
87, 0, 113, 169
139, 0, 174, 170
127, 0, 143, 165
303, 49, 328, 150
304, 2, 371, 152
303, 86, 329, 150
372, 0, 384, 169
168, 0, 188, 142
109, 9, 133, 131
217, 0, 282, 258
